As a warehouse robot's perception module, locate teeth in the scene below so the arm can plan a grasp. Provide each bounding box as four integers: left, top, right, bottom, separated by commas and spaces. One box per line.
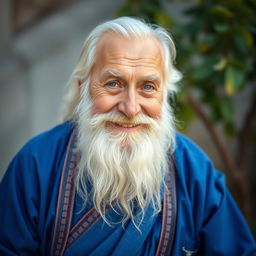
115, 122, 138, 128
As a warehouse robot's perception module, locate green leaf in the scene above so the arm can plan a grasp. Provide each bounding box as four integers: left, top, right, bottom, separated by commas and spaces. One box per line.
191, 65, 211, 81
239, 30, 254, 48
198, 35, 218, 53
233, 35, 249, 55
176, 102, 196, 131
213, 58, 227, 71
228, 58, 248, 70
209, 5, 234, 18
232, 28, 254, 54
224, 66, 244, 95
116, 0, 135, 16
213, 24, 230, 33
184, 5, 206, 16
224, 121, 236, 138
182, 18, 204, 36
154, 11, 173, 28
211, 106, 222, 123
191, 56, 218, 81
219, 97, 234, 123
203, 35, 218, 47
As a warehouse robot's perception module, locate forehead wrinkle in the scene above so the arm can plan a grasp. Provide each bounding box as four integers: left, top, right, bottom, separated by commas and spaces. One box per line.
95, 33, 164, 82
105, 47, 162, 65
106, 53, 161, 63
107, 59, 161, 68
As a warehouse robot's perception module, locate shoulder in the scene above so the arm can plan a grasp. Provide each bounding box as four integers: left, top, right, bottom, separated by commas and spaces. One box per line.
173, 132, 225, 209
0, 121, 75, 253
174, 132, 223, 181
2, 121, 74, 187
175, 132, 211, 161
19, 120, 74, 157
173, 133, 225, 229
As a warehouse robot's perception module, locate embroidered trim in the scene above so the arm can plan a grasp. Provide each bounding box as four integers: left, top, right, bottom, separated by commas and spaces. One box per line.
67, 203, 115, 248
67, 208, 101, 247
155, 155, 177, 256
50, 131, 78, 256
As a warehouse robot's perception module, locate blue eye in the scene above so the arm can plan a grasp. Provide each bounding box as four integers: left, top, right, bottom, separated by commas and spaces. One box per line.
143, 84, 155, 91
105, 81, 118, 88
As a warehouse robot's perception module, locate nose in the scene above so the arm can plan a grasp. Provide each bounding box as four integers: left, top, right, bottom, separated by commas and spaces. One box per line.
117, 90, 141, 119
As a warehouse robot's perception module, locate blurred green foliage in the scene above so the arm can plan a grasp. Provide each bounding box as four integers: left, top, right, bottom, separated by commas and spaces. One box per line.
118, 0, 256, 136
118, 0, 256, 234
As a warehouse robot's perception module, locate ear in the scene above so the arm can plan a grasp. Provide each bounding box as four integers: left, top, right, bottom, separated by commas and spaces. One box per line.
78, 79, 82, 94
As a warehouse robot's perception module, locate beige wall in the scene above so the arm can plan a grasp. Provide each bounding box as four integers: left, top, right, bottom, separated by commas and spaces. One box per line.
0, 0, 126, 179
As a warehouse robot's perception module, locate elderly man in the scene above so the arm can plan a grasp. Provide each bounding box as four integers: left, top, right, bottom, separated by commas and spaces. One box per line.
0, 17, 255, 256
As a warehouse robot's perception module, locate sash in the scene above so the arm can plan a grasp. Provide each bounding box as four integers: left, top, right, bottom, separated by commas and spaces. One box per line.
50, 130, 177, 256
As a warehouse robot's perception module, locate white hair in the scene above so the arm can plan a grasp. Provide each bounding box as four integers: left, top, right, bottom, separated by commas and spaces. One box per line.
59, 16, 181, 122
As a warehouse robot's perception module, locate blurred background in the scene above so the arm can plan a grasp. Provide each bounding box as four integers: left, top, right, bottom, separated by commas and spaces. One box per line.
0, 0, 255, 234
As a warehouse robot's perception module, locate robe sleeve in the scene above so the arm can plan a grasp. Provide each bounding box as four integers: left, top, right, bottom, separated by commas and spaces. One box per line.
0, 145, 41, 255
174, 133, 256, 255
199, 169, 256, 255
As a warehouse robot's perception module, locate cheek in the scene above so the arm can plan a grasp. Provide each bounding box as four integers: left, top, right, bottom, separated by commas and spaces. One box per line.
91, 95, 117, 114
142, 93, 163, 119
90, 82, 117, 114
145, 101, 162, 119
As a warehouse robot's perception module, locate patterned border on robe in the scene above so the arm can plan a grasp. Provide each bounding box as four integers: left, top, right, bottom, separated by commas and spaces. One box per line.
50, 130, 78, 256
50, 129, 177, 256
155, 155, 177, 256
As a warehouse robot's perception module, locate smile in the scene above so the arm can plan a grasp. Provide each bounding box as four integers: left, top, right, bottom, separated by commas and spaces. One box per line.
107, 121, 143, 131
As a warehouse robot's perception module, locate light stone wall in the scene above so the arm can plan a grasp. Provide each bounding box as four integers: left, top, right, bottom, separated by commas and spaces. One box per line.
0, 0, 125, 179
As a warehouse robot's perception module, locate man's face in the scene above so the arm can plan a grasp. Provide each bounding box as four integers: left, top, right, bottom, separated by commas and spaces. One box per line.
89, 33, 164, 132
76, 33, 173, 222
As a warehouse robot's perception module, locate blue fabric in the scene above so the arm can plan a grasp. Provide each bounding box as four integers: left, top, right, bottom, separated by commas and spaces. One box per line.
172, 135, 256, 255
0, 121, 255, 255
65, 202, 162, 256
0, 122, 73, 255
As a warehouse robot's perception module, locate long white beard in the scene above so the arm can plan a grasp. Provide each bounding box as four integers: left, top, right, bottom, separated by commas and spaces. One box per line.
75, 86, 176, 226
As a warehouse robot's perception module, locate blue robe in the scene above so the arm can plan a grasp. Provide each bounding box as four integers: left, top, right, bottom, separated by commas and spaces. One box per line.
0, 121, 255, 255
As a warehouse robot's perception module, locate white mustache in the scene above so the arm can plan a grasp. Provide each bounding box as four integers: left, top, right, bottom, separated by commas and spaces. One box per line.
88, 111, 159, 128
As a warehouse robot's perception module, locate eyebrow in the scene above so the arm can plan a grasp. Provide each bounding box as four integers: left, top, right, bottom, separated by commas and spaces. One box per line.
142, 75, 161, 84
100, 70, 161, 85
100, 70, 124, 82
